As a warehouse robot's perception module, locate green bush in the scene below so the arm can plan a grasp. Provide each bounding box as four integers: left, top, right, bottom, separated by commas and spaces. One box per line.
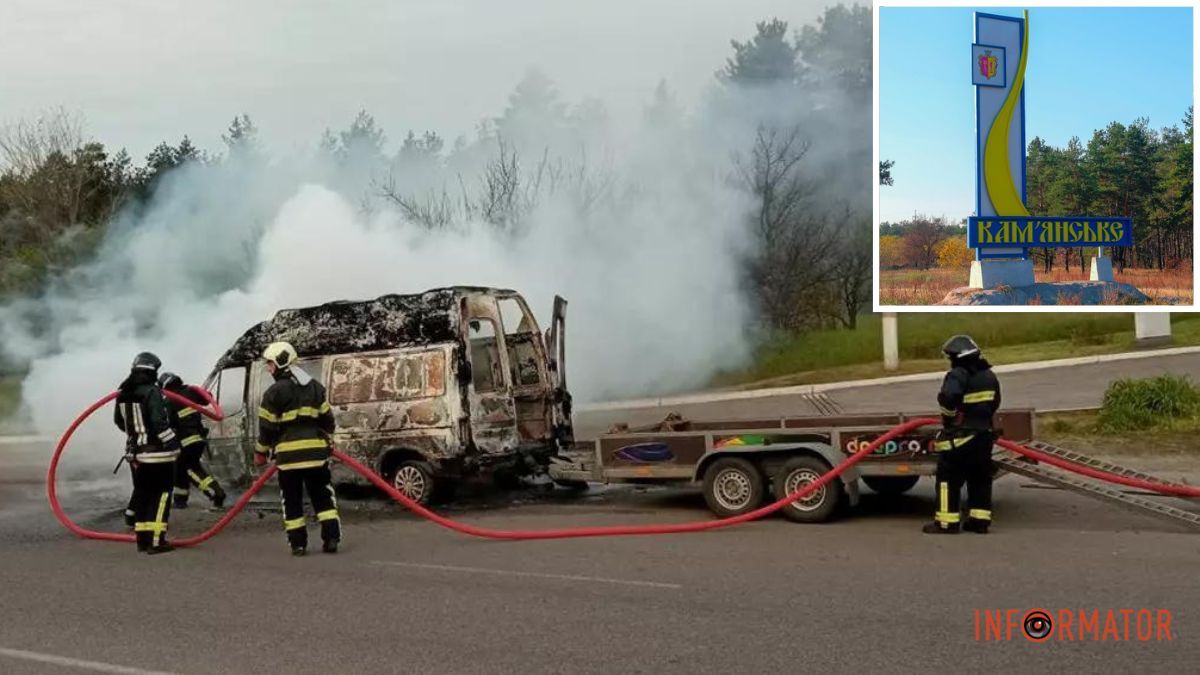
1097, 374, 1200, 432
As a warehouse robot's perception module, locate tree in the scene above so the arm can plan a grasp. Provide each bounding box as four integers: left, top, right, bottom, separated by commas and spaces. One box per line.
936, 237, 972, 269
493, 69, 567, 149
736, 125, 841, 331
222, 113, 260, 159
644, 79, 683, 130
334, 110, 386, 166
879, 159, 894, 186
879, 234, 904, 267
719, 18, 798, 86
1026, 136, 1059, 271
795, 3, 872, 96
901, 215, 948, 270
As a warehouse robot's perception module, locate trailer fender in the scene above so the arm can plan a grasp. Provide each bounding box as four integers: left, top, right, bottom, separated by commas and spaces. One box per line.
693, 443, 859, 507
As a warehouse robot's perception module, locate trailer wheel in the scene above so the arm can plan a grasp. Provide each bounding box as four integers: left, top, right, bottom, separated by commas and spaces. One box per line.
774, 456, 842, 523
862, 475, 920, 496
391, 459, 436, 506
702, 457, 765, 517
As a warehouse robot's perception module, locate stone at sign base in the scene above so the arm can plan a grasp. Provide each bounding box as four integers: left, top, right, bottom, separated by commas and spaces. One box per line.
937, 281, 1158, 306
969, 258, 1036, 289
1089, 255, 1114, 282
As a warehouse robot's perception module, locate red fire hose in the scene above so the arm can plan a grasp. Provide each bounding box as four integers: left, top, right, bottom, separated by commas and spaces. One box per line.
45, 392, 1200, 546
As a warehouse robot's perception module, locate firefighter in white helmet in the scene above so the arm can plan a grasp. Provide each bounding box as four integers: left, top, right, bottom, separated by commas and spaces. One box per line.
255, 341, 341, 555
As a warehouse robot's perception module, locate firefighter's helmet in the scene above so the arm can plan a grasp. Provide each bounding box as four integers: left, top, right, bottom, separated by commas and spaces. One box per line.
157, 371, 183, 390
942, 334, 981, 359
262, 341, 298, 368
131, 352, 162, 372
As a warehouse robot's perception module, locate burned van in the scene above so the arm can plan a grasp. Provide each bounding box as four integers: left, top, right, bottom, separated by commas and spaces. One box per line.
200, 287, 572, 504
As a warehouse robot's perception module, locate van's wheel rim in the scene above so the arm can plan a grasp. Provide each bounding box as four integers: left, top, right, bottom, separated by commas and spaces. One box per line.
784, 468, 825, 511
714, 468, 754, 511
394, 466, 428, 501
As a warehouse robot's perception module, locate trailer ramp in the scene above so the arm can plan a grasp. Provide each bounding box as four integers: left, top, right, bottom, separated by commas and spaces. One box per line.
994, 441, 1200, 530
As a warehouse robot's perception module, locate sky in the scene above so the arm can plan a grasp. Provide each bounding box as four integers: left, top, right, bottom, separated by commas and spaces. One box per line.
879, 6, 1194, 223
0, 0, 826, 161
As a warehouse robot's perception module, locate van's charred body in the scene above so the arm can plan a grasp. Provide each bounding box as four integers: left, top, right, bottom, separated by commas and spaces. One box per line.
202, 287, 571, 504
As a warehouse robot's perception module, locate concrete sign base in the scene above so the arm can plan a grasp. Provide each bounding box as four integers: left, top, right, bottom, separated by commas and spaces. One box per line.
969, 258, 1036, 289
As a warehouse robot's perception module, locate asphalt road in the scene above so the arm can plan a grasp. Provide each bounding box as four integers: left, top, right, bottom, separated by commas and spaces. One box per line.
573, 352, 1200, 437
3, 441, 1200, 674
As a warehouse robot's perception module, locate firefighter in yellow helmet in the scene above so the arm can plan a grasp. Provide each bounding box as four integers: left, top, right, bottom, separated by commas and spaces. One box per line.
255, 341, 341, 555
924, 335, 1001, 535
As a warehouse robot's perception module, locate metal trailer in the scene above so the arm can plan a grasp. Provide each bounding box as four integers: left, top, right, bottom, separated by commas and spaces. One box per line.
549, 410, 1036, 523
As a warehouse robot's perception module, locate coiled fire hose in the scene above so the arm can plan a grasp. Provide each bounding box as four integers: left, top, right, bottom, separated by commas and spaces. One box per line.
46, 391, 1200, 546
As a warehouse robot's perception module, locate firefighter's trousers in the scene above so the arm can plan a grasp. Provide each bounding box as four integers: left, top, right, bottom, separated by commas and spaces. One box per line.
131, 460, 175, 549
934, 433, 993, 528
278, 464, 340, 549
174, 440, 223, 505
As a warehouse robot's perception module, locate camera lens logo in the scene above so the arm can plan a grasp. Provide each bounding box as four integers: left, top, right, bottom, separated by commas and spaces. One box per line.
1023, 609, 1053, 642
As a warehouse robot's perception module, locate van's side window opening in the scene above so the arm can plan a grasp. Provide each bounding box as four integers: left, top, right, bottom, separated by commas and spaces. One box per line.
498, 298, 542, 387
216, 367, 247, 416
467, 318, 503, 393
329, 351, 446, 405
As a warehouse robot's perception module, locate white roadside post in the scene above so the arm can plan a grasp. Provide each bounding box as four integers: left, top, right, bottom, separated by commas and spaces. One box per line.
883, 312, 899, 371
1134, 313, 1172, 347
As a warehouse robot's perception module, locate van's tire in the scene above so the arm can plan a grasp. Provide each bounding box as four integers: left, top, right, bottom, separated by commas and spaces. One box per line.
774, 455, 842, 523
390, 459, 437, 506
702, 457, 765, 517
862, 475, 920, 496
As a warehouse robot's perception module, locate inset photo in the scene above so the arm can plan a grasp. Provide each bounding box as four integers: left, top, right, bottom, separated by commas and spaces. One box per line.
875, 4, 1195, 309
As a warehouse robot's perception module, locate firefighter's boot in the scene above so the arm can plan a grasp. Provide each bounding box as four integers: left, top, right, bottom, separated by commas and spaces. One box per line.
963, 518, 990, 534
922, 521, 960, 534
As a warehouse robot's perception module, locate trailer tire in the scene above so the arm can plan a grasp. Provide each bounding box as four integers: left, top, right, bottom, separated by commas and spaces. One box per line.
702, 457, 765, 517
390, 459, 437, 506
774, 456, 842, 523
862, 475, 920, 496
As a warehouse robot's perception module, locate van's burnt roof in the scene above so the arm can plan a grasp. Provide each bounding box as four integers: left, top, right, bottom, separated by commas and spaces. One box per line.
213, 286, 513, 370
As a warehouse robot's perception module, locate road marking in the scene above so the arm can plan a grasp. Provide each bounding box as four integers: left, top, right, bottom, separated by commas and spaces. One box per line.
369, 560, 682, 589
0, 435, 52, 445
0, 647, 177, 675
577, 345, 1200, 412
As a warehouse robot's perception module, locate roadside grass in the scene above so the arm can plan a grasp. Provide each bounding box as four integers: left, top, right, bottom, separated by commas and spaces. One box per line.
1037, 409, 1200, 456
0, 374, 21, 420
714, 312, 1200, 389
879, 266, 1194, 305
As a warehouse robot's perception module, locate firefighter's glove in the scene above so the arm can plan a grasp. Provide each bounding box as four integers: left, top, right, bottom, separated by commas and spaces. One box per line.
253, 453, 268, 467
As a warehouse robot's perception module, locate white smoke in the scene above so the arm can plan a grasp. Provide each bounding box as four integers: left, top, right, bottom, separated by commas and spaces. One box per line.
1, 113, 758, 459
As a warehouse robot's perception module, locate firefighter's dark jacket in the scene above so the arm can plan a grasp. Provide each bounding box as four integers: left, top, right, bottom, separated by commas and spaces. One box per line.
935, 356, 1001, 451
256, 368, 335, 471
164, 383, 209, 449
114, 370, 181, 463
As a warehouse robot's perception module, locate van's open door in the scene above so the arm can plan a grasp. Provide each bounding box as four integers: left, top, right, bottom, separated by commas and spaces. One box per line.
544, 295, 573, 446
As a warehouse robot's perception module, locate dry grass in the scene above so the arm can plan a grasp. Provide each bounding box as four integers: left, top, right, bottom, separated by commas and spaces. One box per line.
879, 264, 1194, 305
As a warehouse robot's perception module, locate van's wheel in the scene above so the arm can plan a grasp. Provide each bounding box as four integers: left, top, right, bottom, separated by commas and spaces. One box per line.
862, 475, 920, 496
391, 459, 436, 506
774, 456, 842, 523
702, 457, 765, 517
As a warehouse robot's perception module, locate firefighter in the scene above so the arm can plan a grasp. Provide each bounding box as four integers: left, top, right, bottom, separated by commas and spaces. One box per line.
255, 341, 340, 556
113, 352, 181, 554
159, 372, 226, 510
923, 334, 1001, 535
